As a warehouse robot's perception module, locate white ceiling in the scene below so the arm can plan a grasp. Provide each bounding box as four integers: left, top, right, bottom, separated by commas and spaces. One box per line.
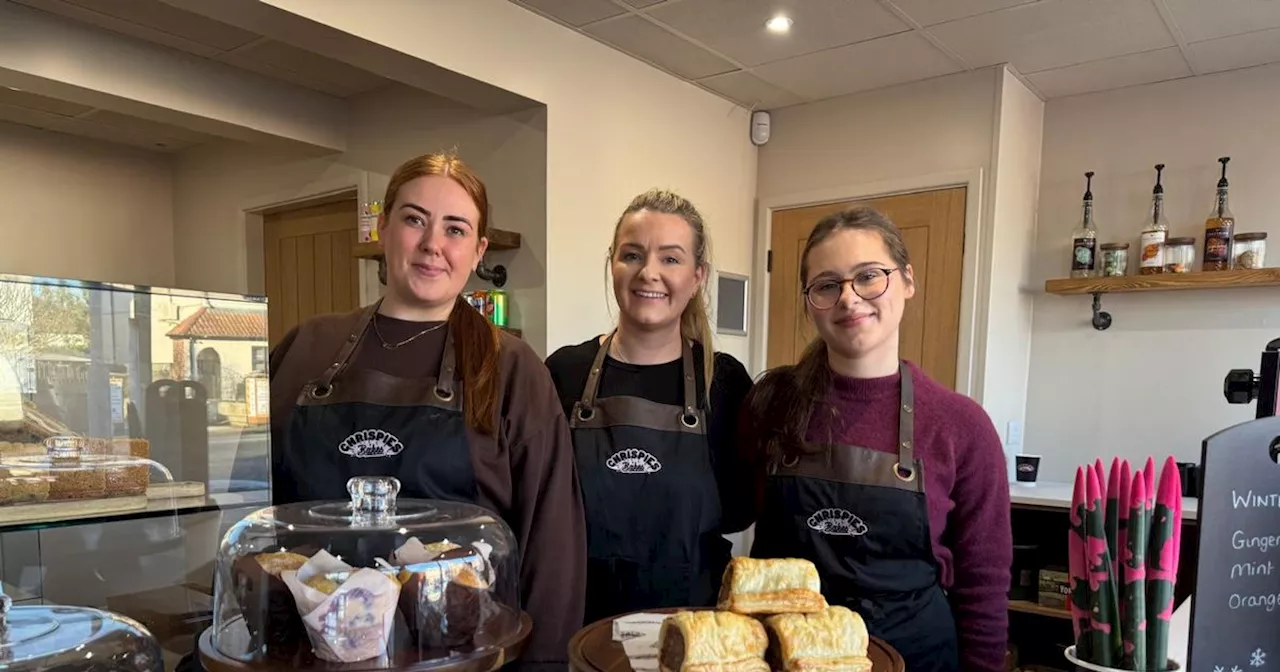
9, 0, 393, 99
510, 0, 1280, 107
0, 85, 224, 152
0, 0, 394, 152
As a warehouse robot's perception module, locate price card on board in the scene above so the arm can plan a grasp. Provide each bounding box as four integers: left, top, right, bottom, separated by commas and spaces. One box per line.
1189, 415, 1280, 672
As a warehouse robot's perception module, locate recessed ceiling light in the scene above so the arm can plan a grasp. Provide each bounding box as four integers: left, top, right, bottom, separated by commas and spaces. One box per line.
765, 15, 792, 34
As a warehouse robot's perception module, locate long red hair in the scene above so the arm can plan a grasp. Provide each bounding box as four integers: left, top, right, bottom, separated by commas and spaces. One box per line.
383, 152, 500, 436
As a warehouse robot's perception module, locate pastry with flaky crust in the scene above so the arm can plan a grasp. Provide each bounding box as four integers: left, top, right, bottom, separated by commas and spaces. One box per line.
657, 611, 770, 672
764, 606, 873, 672
716, 557, 827, 615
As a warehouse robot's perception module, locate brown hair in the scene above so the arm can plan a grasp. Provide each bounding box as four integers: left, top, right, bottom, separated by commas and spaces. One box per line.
744, 206, 911, 462
382, 152, 500, 436
609, 188, 715, 404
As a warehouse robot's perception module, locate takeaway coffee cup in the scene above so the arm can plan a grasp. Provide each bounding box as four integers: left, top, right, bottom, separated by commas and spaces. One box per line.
1015, 455, 1041, 484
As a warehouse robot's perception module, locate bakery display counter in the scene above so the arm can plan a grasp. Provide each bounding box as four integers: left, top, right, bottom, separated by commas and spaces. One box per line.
198, 476, 532, 672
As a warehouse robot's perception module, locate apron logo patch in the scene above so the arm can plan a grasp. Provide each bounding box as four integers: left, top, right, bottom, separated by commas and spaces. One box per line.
605, 448, 662, 474
806, 508, 868, 537
337, 429, 405, 459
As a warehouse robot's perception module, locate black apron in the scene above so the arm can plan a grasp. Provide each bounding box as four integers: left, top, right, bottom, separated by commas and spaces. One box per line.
275, 302, 478, 506
750, 362, 959, 672
570, 334, 727, 624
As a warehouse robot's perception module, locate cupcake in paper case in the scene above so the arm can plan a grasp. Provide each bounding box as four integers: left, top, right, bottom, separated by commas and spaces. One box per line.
281, 549, 402, 663
394, 538, 495, 650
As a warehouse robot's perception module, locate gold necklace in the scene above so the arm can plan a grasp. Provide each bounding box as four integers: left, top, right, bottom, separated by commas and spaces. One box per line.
373, 314, 446, 350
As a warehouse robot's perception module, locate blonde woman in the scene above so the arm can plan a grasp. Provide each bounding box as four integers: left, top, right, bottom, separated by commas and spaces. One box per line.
545, 189, 754, 623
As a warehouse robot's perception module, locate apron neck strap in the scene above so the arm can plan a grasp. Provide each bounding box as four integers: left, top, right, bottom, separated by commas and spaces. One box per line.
578, 332, 698, 415
896, 360, 916, 478
316, 302, 379, 392
680, 338, 697, 417
436, 324, 457, 397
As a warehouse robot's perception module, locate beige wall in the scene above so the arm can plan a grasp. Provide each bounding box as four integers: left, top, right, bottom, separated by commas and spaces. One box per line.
1026, 62, 1280, 481
0, 121, 175, 287
985, 72, 1044, 476
172, 84, 551, 353
250, 0, 759, 364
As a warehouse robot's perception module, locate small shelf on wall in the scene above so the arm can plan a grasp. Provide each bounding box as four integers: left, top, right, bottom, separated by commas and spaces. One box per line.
1008, 600, 1072, 620
1044, 268, 1280, 330
352, 227, 522, 260
500, 326, 522, 338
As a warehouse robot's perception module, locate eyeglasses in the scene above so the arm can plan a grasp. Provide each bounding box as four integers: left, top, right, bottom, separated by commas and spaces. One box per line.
804, 268, 899, 310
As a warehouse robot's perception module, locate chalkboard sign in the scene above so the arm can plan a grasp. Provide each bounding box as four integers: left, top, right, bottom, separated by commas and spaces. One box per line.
1189, 415, 1280, 672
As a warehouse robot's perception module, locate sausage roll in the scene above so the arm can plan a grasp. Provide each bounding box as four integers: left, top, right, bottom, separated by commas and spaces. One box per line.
764, 606, 872, 672
716, 557, 828, 615
657, 610, 770, 672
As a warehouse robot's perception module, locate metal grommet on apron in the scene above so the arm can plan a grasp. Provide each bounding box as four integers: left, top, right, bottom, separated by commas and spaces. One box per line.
275, 300, 478, 507
569, 333, 726, 623
750, 361, 960, 672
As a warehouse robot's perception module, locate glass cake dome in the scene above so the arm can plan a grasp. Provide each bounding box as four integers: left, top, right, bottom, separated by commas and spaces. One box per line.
0, 592, 163, 671
200, 476, 530, 672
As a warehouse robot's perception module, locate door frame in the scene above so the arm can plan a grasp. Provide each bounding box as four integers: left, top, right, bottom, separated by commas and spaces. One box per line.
750, 169, 987, 401
235, 174, 365, 299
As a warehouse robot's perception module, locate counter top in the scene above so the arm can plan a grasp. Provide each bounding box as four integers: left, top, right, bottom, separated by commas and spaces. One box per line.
1010, 481, 1199, 520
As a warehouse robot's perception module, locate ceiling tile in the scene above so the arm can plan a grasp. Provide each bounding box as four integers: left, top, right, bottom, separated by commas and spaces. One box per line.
75, 109, 218, 144
1186, 27, 1280, 74
584, 15, 738, 79
926, 0, 1175, 73
1026, 47, 1192, 98
647, 0, 908, 67
887, 0, 1040, 27
17, 0, 258, 53
518, 0, 627, 27
1162, 0, 1280, 43
218, 39, 389, 98
0, 87, 93, 117
696, 71, 805, 109
751, 31, 961, 102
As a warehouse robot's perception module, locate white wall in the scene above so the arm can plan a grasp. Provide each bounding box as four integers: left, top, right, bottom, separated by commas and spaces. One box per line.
172, 84, 551, 353
0, 121, 174, 287
985, 72, 1045, 477
756, 69, 999, 203
243, 0, 758, 364
1026, 63, 1280, 481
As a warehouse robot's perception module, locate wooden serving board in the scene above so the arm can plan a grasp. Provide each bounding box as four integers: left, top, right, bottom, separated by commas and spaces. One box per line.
568, 608, 905, 672
0, 494, 149, 525
147, 481, 207, 499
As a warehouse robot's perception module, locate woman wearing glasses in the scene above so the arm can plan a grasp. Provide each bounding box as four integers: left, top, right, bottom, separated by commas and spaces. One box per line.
740, 206, 1011, 672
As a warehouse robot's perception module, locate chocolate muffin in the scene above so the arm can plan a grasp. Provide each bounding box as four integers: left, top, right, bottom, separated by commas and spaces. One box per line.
397, 546, 493, 651
231, 551, 308, 659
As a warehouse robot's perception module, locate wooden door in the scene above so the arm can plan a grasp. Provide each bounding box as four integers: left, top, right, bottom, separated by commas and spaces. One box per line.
263, 199, 361, 347
766, 188, 967, 389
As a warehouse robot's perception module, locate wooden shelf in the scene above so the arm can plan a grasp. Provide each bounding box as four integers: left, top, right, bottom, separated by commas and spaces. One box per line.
500, 326, 522, 338
1009, 600, 1072, 620
1045, 268, 1280, 295
352, 227, 522, 260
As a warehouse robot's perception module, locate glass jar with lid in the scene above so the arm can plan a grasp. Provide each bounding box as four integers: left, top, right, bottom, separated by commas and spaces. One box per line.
1163, 237, 1196, 274
1100, 243, 1130, 277
1234, 232, 1267, 269
200, 476, 530, 671
0, 591, 163, 671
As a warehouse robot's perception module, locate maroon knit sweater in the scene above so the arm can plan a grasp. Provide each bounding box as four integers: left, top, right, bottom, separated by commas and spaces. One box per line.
747, 361, 1012, 672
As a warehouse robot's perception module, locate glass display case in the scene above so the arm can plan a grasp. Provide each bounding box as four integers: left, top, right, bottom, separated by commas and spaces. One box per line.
199, 476, 532, 672
0, 272, 274, 667
0, 272, 272, 526
0, 590, 164, 671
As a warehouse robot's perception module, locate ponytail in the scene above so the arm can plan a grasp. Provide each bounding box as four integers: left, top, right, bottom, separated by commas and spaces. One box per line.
449, 295, 500, 436
744, 336, 832, 465
680, 286, 716, 408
